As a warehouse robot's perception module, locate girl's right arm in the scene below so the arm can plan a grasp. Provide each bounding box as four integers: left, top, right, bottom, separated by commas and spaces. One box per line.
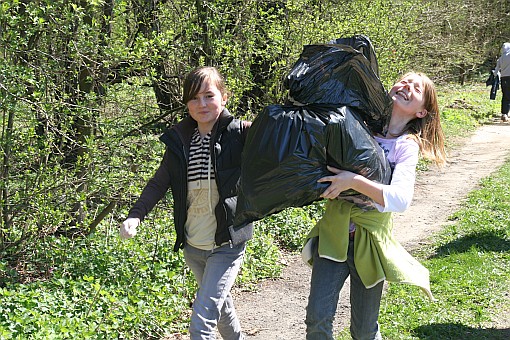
318, 166, 384, 205
319, 136, 420, 213
374, 137, 419, 213
120, 149, 173, 238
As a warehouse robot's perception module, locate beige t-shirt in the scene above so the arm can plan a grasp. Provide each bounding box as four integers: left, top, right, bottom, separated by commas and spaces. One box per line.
185, 179, 219, 250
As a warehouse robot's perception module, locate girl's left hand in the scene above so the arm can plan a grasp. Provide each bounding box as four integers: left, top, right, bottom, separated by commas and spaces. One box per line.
318, 166, 356, 199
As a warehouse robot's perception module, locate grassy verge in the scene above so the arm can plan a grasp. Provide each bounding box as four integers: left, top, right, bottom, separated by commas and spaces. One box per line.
439, 82, 499, 147
378, 159, 510, 340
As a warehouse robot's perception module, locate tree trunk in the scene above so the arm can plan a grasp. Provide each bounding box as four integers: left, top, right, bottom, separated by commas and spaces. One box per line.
0, 103, 15, 245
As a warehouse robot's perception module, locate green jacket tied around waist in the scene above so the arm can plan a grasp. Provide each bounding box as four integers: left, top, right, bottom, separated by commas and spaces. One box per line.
302, 199, 435, 300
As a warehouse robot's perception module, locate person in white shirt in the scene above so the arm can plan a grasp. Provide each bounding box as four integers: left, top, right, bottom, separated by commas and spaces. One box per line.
494, 42, 510, 122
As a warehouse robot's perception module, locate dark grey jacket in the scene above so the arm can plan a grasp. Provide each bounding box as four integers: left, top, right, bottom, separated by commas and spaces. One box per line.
127, 109, 253, 251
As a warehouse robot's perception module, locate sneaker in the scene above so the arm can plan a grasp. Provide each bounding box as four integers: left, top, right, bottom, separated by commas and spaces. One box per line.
502, 114, 509, 122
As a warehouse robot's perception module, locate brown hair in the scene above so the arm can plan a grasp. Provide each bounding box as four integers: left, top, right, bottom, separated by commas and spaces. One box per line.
401, 72, 447, 166
182, 66, 227, 104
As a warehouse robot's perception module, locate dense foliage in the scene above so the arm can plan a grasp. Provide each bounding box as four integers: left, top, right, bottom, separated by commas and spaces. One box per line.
0, 0, 509, 337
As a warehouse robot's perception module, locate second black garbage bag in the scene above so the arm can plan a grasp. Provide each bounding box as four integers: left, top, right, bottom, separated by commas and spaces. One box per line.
234, 35, 393, 227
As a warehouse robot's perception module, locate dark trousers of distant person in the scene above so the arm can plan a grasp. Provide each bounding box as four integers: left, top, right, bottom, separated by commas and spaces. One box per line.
501, 76, 510, 116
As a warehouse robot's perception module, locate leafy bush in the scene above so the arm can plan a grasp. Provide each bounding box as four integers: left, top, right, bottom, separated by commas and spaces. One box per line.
258, 203, 326, 251
238, 226, 282, 285
0, 213, 196, 339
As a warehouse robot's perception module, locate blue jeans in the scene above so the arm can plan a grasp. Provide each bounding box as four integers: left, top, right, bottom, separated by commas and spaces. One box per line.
183, 242, 246, 340
305, 237, 383, 340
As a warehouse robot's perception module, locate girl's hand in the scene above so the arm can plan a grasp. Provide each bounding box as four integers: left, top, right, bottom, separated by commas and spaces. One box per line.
318, 166, 356, 199
120, 217, 140, 239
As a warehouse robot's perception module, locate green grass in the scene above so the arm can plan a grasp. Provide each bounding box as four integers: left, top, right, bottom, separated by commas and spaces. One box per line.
439, 82, 500, 148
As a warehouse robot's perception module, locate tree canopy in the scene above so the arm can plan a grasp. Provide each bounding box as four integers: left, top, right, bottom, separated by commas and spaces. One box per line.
0, 0, 508, 258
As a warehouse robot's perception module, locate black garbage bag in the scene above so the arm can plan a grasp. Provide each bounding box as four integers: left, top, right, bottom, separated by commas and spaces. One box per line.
328, 36, 380, 76
234, 104, 391, 226
285, 35, 392, 134
234, 35, 392, 227
485, 70, 499, 100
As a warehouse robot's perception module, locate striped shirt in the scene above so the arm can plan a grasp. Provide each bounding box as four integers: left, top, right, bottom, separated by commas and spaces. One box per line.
188, 129, 215, 181
186, 128, 218, 250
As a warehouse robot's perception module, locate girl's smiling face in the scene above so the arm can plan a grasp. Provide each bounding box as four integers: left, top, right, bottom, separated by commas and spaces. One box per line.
186, 77, 227, 135
389, 74, 426, 117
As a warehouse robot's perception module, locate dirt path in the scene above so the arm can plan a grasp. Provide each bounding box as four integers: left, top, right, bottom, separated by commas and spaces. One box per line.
232, 121, 510, 339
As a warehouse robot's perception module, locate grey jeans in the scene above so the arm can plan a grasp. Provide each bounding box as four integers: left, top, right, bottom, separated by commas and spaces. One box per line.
183, 242, 246, 340
305, 237, 384, 340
